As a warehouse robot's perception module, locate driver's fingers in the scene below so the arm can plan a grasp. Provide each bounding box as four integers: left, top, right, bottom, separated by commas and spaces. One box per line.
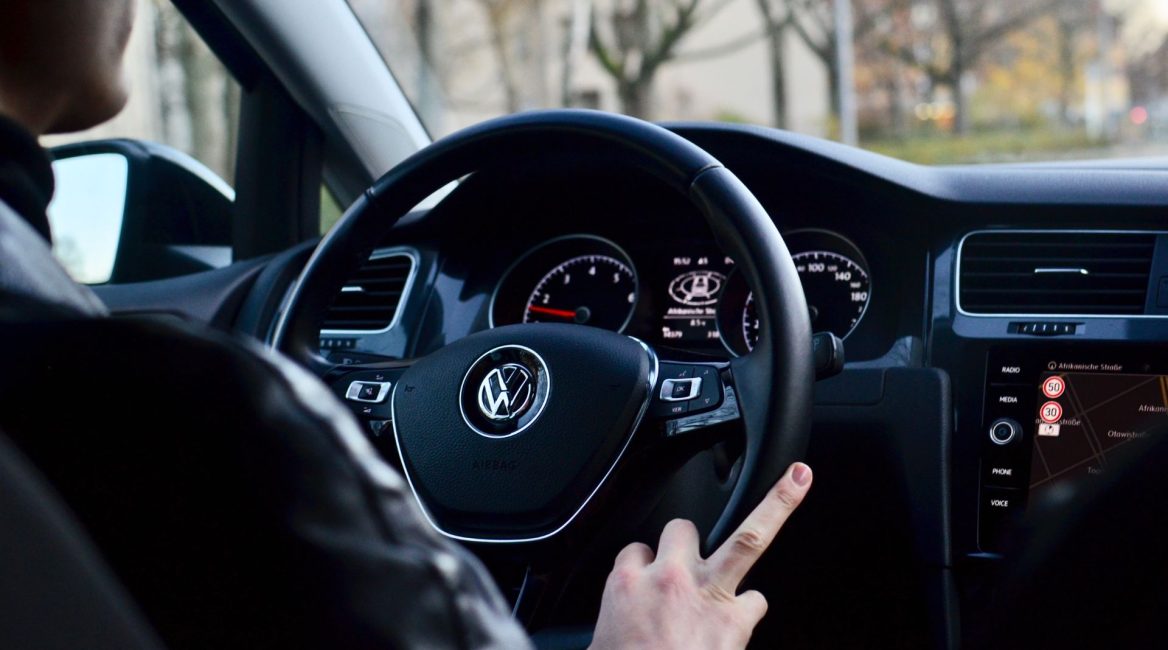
737, 589, 769, 626
613, 541, 654, 570
656, 518, 700, 562
706, 462, 812, 591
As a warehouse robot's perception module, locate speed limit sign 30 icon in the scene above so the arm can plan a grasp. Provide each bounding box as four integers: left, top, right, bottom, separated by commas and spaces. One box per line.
1040, 401, 1063, 424
1043, 376, 1066, 399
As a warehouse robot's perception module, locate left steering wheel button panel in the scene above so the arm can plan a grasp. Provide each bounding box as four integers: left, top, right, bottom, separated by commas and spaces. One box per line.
368, 419, 392, 437
346, 381, 392, 404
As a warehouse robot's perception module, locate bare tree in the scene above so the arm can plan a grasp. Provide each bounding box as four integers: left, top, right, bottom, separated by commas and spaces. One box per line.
589, 0, 735, 118
561, 0, 593, 106
874, 0, 1064, 133
1053, 1, 1094, 126
414, 0, 444, 123
479, 0, 526, 111
754, 0, 791, 128
782, 0, 884, 128
152, 0, 237, 180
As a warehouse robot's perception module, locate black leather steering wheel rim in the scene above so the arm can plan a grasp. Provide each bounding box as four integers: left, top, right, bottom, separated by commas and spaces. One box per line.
273, 109, 813, 549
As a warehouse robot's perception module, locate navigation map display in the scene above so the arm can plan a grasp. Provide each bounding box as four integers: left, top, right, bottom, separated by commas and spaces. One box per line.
1030, 360, 1168, 492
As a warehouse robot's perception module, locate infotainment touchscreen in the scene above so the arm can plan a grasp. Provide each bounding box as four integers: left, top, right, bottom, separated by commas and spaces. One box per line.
1031, 364, 1168, 492
980, 347, 1168, 551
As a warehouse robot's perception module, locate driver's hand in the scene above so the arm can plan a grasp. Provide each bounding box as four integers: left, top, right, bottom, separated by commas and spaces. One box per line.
589, 462, 812, 650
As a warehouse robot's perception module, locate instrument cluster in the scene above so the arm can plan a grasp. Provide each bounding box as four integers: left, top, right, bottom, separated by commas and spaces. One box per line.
490, 229, 871, 356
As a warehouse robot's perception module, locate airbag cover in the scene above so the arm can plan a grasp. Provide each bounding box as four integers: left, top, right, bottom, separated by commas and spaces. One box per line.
392, 324, 652, 541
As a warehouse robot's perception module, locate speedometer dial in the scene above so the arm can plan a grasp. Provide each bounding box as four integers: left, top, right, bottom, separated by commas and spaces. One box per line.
742, 292, 759, 351
790, 250, 870, 339
720, 230, 872, 355
739, 251, 870, 351
523, 255, 636, 330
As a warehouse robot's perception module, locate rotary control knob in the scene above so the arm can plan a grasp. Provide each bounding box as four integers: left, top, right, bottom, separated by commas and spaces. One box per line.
988, 418, 1020, 446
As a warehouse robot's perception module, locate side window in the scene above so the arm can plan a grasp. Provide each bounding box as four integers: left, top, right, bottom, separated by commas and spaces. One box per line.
43, 1, 240, 284
321, 187, 345, 234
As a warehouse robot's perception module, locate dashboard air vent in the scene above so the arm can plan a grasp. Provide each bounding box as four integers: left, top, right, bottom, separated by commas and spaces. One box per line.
958, 232, 1156, 315
322, 251, 415, 331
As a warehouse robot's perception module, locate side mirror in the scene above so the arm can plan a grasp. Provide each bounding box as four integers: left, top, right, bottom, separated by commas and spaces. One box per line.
48, 139, 234, 284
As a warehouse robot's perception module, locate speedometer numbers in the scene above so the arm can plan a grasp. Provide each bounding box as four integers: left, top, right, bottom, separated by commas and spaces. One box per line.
721, 230, 871, 355
790, 251, 870, 340
523, 255, 636, 330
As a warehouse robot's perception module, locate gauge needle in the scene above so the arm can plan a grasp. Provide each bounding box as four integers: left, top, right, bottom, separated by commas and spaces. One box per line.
527, 305, 577, 318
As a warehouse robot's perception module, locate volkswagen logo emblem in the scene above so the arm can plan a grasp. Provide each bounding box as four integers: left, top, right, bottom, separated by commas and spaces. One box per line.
460, 345, 550, 437
478, 364, 534, 421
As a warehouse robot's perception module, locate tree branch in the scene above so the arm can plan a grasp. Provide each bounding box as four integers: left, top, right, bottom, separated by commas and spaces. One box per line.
787, 2, 830, 62
640, 0, 702, 76
588, 14, 626, 80
969, 0, 1062, 55
673, 27, 771, 62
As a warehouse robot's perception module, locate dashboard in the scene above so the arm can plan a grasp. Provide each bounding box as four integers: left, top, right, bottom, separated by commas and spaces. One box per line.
487, 229, 870, 357
285, 121, 1168, 648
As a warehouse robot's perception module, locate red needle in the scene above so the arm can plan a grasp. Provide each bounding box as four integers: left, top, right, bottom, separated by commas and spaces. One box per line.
527, 305, 577, 318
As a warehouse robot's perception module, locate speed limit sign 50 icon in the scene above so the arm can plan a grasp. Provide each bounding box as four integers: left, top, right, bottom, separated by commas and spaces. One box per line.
1043, 376, 1066, 399
1040, 401, 1063, 424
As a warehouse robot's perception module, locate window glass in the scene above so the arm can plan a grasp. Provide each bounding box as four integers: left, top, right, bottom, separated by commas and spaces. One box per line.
348, 0, 1168, 164
43, 0, 240, 183
321, 186, 346, 234
47, 154, 129, 284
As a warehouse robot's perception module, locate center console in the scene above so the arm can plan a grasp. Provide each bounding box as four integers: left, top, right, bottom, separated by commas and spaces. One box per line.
978, 345, 1168, 550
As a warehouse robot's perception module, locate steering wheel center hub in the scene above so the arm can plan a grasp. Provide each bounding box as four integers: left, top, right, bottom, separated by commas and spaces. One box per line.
461, 345, 550, 436
392, 323, 654, 542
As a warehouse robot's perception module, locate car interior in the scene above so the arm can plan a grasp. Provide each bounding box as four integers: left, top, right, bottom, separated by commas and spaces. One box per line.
4, 0, 1168, 648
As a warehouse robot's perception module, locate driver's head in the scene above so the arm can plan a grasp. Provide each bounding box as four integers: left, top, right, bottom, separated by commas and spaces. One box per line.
0, 0, 136, 135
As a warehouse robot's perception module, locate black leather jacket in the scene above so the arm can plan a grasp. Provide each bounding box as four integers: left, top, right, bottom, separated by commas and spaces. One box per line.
0, 116, 531, 649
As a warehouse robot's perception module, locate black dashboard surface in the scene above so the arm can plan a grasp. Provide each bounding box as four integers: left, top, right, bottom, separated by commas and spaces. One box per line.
340, 130, 931, 365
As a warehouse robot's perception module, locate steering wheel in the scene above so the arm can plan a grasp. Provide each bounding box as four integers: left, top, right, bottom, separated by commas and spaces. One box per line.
272, 110, 812, 619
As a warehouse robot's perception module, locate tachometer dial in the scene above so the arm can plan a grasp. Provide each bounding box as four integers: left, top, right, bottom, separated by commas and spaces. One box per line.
523, 255, 636, 330
491, 235, 640, 333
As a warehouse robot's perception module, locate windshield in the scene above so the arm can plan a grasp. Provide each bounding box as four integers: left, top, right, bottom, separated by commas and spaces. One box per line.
348, 0, 1168, 164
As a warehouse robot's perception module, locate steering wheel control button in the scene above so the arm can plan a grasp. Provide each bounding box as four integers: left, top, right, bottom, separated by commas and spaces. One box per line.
368, 419, 391, 437
988, 418, 1021, 446
650, 363, 699, 417
459, 345, 551, 438
346, 381, 392, 404
651, 363, 729, 418
657, 363, 695, 381
691, 365, 724, 413
662, 377, 702, 402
